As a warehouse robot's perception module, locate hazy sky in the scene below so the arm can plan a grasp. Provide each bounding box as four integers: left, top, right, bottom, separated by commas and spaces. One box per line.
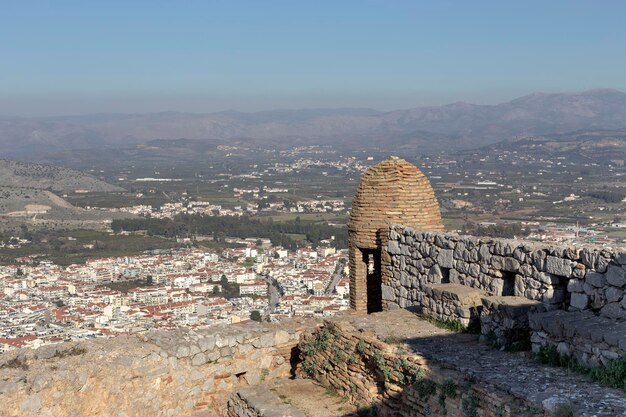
2, 0, 626, 116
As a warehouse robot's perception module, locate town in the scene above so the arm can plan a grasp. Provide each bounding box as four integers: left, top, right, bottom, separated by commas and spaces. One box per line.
0, 240, 348, 353
1, 140, 625, 354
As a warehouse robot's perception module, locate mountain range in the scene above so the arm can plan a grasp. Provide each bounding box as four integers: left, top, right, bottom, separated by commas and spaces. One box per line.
2, 89, 626, 156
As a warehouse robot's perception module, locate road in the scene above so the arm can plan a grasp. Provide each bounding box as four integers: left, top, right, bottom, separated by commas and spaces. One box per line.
265, 276, 282, 312
325, 259, 346, 295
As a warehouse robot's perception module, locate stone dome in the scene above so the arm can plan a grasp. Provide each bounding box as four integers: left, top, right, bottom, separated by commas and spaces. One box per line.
348, 156, 443, 249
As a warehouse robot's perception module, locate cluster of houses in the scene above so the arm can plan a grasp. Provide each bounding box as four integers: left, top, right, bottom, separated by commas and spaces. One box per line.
0, 241, 348, 353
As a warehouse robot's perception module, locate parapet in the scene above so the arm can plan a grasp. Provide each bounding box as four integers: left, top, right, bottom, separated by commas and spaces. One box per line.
0, 318, 317, 417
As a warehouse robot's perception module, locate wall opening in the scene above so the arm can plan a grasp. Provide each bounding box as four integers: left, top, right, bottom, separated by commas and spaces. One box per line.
441, 267, 451, 284
361, 248, 382, 314
502, 271, 516, 296
554, 275, 569, 309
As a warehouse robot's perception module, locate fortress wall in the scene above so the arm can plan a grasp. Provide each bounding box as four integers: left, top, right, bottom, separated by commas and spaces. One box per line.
297, 319, 535, 417
0, 318, 315, 417
383, 225, 626, 320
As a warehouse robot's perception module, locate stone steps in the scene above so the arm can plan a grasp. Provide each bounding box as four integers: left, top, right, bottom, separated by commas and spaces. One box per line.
227, 378, 359, 417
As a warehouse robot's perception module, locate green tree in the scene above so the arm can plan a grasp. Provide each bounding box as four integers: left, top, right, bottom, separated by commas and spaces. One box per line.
250, 310, 262, 322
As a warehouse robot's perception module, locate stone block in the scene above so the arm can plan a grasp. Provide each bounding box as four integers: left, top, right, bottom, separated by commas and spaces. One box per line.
606, 265, 626, 287
605, 286, 623, 303
545, 256, 572, 276
175, 345, 190, 359
199, 336, 216, 352
191, 353, 206, 366
274, 330, 290, 346
387, 241, 401, 255
381, 284, 395, 301
478, 244, 492, 262
570, 293, 588, 310
580, 248, 598, 269
600, 303, 626, 319
491, 255, 505, 270
596, 256, 610, 273
585, 271, 606, 288
437, 249, 453, 269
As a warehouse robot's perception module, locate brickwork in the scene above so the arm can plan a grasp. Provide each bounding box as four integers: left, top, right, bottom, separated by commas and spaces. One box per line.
348, 156, 443, 313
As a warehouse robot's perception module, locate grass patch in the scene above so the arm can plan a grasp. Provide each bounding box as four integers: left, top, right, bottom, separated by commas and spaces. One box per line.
0, 357, 28, 370
53, 346, 88, 358
534, 345, 626, 391
421, 315, 480, 334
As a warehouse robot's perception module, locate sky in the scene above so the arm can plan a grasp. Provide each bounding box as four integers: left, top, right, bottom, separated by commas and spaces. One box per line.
2, 0, 626, 116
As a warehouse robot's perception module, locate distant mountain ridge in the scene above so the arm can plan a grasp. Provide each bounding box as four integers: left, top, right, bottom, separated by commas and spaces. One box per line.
1, 89, 626, 155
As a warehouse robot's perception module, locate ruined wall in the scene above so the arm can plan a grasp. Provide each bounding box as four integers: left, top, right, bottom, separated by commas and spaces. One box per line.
383, 225, 626, 319
297, 319, 537, 417
0, 319, 314, 417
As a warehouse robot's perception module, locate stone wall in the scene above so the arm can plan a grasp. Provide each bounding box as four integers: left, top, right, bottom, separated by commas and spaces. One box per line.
297, 319, 537, 417
0, 319, 314, 417
529, 309, 626, 368
383, 225, 626, 320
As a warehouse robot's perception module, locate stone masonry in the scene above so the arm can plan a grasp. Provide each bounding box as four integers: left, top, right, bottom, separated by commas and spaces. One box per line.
0, 318, 314, 417
296, 310, 626, 417
348, 156, 443, 313
383, 225, 626, 356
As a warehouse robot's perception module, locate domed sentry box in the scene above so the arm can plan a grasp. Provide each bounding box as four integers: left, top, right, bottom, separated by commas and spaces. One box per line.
348, 156, 444, 313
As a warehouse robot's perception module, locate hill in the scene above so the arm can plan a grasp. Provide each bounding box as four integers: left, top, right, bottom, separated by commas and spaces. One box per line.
0, 160, 124, 192
480, 129, 626, 162
2, 89, 626, 155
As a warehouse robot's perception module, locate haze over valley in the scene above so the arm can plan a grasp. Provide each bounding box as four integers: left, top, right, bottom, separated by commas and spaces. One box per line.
3, 88, 626, 157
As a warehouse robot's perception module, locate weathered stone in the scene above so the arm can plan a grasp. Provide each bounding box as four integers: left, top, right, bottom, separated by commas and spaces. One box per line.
580, 248, 598, 269
191, 352, 206, 366
20, 395, 41, 414
199, 336, 216, 352
596, 256, 610, 273
437, 249, 453, 269
606, 265, 626, 287
478, 244, 491, 262
381, 284, 395, 301
545, 256, 572, 276
35, 345, 59, 360
387, 241, 401, 255
570, 293, 589, 310
605, 286, 623, 303
175, 345, 190, 358
503, 257, 520, 272
274, 330, 290, 346
600, 303, 626, 319
489, 255, 504, 270
586, 271, 607, 288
